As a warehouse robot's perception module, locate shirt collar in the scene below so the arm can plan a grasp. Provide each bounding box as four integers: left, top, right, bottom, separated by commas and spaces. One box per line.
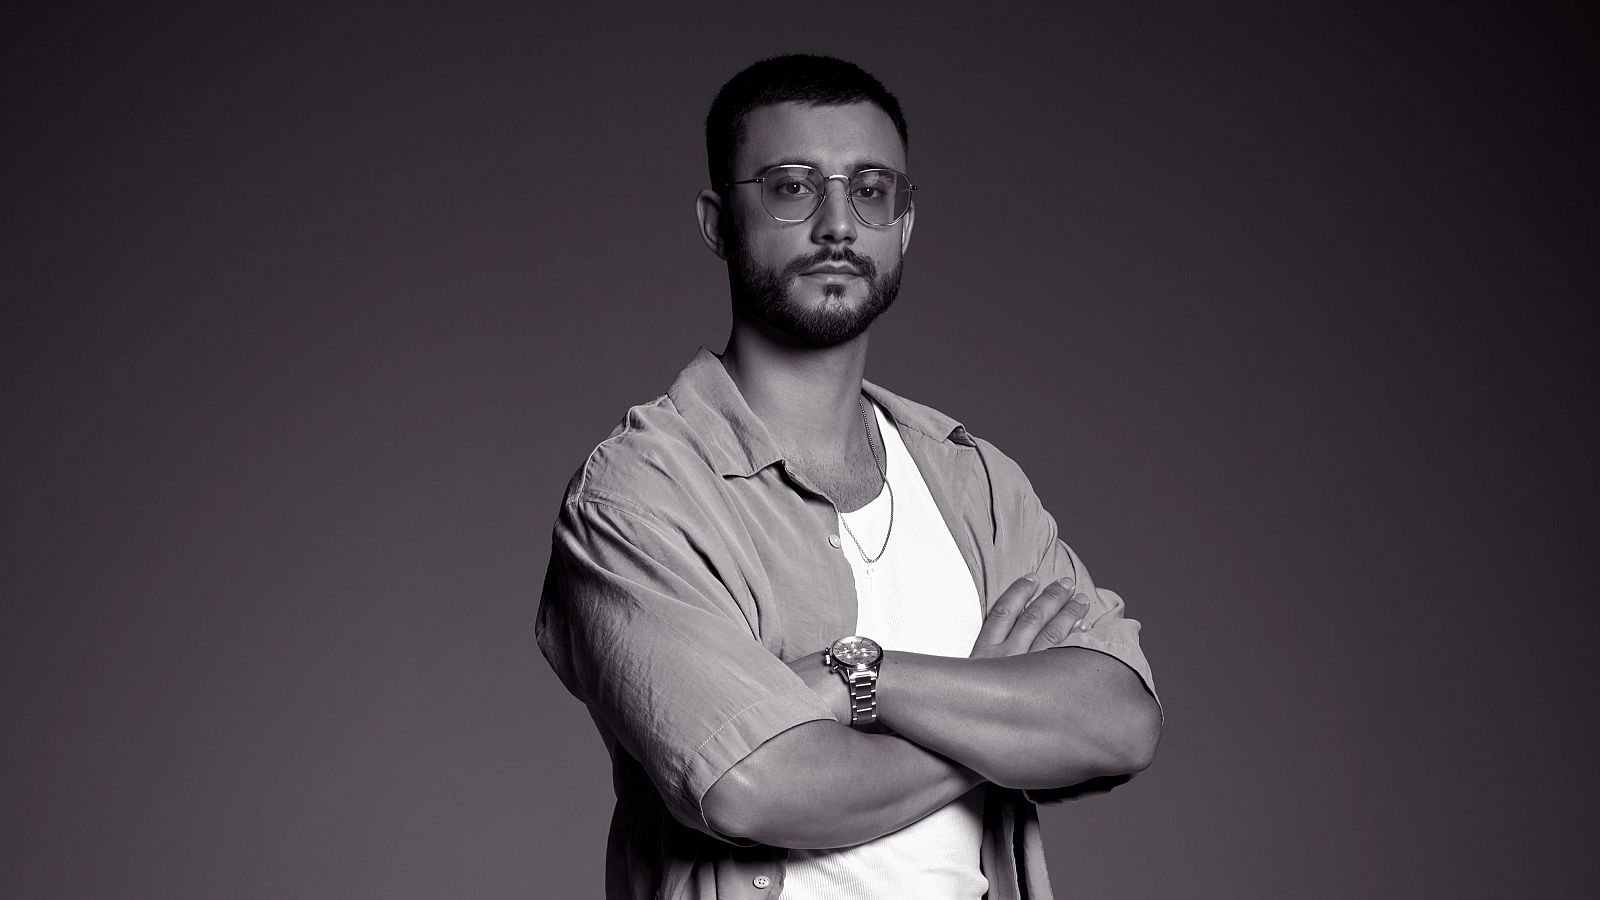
667, 348, 973, 479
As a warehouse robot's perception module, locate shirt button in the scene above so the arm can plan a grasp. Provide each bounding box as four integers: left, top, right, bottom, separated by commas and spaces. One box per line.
753, 875, 772, 889
828, 534, 841, 549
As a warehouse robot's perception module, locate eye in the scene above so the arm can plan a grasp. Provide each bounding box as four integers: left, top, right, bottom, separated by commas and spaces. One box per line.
850, 172, 896, 202
766, 170, 819, 199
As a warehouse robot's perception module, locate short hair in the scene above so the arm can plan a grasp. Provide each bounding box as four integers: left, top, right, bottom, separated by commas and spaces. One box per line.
705, 54, 909, 189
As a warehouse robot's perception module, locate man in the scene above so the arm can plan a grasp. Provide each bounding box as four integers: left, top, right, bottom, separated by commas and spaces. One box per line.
538, 55, 1162, 900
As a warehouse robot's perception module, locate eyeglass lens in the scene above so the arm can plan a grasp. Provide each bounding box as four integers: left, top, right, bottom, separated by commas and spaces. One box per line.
761, 166, 912, 226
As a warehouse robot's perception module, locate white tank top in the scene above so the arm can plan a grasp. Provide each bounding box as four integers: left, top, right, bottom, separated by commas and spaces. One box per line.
783, 400, 988, 900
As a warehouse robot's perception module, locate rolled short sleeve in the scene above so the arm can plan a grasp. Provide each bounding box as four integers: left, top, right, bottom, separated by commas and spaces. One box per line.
1034, 537, 1161, 720
536, 497, 835, 839
996, 465, 1164, 809
980, 438, 1161, 720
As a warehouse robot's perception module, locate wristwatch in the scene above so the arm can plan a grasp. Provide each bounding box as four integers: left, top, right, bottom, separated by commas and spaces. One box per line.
824, 635, 884, 729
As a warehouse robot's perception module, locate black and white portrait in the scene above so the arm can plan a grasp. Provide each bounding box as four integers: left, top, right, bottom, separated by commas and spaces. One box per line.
3, 4, 1594, 899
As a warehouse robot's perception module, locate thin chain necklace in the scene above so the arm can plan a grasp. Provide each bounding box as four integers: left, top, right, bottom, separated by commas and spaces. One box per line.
839, 397, 894, 565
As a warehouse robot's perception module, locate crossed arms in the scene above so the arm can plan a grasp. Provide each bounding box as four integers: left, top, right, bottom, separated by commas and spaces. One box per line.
537, 494, 1162, 853
702, 576, 1163, 848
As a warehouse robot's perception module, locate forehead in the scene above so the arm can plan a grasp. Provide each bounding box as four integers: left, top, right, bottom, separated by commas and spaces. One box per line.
735, 101, 906, 175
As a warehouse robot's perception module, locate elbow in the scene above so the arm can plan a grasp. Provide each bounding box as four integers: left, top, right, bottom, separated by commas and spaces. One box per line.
1007, 691, 1161, 790
702, 760, 817, 849
1106, 691, 1162, 775
701, 720, 852, 849
702, 766, 766, 845
1078, 674, 1162, 779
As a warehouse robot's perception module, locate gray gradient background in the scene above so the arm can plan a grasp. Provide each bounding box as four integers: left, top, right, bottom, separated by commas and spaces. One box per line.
4, 2, 1596, 898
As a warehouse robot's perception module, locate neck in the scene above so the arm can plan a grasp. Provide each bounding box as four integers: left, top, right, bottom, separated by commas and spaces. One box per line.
719, 317, 870, 460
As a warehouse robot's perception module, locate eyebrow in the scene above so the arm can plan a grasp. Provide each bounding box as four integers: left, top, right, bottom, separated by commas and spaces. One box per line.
751, 157, 902, 175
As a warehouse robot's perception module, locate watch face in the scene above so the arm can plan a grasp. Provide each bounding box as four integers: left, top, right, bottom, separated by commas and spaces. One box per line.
831, 635, 882, 667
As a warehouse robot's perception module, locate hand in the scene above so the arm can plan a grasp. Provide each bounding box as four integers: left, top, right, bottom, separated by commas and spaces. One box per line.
787, 650, 850, 724
969, 574, 1093, 659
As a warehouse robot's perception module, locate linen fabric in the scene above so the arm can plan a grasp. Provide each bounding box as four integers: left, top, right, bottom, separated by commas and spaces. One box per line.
537, 349, 1160, 900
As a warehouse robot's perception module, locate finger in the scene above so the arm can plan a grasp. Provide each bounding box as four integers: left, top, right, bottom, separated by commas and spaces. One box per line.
1029, 589, 1094, 652
1003, 578, 1075, 654
971, 574, 1040, 657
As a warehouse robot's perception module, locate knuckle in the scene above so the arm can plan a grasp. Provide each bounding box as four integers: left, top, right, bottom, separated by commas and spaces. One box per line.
1039, 627, 1069, 645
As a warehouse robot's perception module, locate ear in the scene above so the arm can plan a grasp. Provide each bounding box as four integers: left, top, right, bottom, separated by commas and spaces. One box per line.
696, 189, 729, 260
899, 201, 915, 255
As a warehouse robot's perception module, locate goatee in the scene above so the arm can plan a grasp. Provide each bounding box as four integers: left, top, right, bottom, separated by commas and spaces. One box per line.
728, 244, 902, 349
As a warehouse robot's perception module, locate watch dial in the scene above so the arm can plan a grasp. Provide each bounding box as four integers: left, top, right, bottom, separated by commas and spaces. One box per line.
832, 635, 881, 666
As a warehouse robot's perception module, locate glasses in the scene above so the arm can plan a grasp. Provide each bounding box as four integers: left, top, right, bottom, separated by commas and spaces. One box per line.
723, 165, 917, 226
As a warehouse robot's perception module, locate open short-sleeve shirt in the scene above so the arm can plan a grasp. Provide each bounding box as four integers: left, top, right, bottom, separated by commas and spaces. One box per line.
537, 349, 1160, 900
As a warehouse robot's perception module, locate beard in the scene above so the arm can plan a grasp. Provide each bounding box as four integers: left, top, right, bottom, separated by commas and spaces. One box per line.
727, 242, 903, 349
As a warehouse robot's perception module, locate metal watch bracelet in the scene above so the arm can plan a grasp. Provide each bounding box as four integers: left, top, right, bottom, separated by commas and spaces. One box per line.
843, 669, 878, 727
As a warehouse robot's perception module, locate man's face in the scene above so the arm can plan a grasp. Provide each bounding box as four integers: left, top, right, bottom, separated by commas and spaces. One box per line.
722, 102, 912, 349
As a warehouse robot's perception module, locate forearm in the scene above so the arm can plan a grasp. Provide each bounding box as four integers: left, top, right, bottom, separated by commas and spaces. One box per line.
877, 647, 1160, 789
702, 719, 984, 849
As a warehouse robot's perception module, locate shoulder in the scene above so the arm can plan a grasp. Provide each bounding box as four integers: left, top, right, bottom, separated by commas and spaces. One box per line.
969, 432, 1036, 500
561, 393, 723, 524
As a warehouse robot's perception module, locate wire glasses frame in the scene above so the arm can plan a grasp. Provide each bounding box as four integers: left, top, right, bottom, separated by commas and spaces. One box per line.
722, 165, 917, 227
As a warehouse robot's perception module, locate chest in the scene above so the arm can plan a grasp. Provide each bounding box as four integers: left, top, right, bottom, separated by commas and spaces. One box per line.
707, 433, 1003, 661
784, 454, 886, 513
841, 479, 985, 655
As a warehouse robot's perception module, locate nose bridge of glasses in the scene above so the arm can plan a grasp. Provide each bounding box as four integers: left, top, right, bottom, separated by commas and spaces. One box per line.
812, 173, 856, 224
820, 173, 852, 202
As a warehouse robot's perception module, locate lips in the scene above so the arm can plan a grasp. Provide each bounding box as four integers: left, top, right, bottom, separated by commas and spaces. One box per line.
802, 264, 861, 276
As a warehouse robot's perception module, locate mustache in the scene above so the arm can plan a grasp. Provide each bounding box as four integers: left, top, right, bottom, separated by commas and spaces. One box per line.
778, 247, 878, 281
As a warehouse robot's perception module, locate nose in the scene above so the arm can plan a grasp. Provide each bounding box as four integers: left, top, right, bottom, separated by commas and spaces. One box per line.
810, 174, 857, 245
